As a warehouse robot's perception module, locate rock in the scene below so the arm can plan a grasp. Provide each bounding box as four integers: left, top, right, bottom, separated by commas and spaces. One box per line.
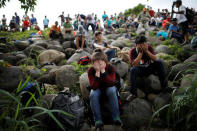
154, 92, 171, 110
67, 50, 91, 64
63, 33, 75, 41
177, 74, 194, 95
184, 54, 197, 63
111, 38, 130, 48
27, 68, 42, 79
155, 45, 171, 54
120, 91, 130, 101
117, 49, 130, 63
55, 65, 79, 89
38, 49, 65, 65
122, 98, 152, 129
110, 58, 129, 78
147, 93, 157, 102
62, 41, 75, 49
23, 44, 46, 56
169, 62, 197, 81
47, 44, 64, 52
147, 36, 162, 46
0, 43, 16, 53
48, 40, 60, 46
79, 73, 90, 99
64, 48, 76, 59
42, 94, 58, 109
0, 66, 24, 92
145, 75, 161, 92
177, 47, 194, 61
15, 41, 29, 50
33, 40, 48, 48
137, 89, 146, 98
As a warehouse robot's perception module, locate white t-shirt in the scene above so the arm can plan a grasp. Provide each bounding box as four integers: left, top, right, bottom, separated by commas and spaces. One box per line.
156, 17, 163, 23
176, 5, 187, 24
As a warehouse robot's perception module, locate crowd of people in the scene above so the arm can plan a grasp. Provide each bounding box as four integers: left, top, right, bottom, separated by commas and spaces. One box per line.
0, 0, 197, 129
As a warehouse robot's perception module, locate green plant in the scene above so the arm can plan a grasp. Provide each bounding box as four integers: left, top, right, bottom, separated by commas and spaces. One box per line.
107, 35, 113, 40
42, 28, 50, 40
0, 78, 74, 131
149, 31, 156, 37
71, 62, 91, 76
124, 4, 145, 17
149, 69, 197, 130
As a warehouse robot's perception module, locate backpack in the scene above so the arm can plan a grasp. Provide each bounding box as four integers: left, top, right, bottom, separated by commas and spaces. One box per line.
51, 91, 85, 131
186, 8, 195, 24
190, 36, 197, 48
78, 56, 91, 65
20, 82, 46, 105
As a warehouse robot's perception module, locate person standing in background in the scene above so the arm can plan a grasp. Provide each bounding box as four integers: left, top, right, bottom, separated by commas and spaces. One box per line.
14, 12, 20, 31
43, 16, 49, 29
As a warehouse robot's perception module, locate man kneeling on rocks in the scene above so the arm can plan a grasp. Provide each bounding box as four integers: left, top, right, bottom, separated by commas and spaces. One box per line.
49, 21, 63, 39
128, 35, 167, 99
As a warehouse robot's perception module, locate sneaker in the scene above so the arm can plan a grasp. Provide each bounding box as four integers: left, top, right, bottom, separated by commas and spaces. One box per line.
95, 120, 103, 128
114, 117, 122, 126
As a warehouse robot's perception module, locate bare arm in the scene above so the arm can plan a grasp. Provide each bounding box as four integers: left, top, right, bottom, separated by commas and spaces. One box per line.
145, 50, 157, 61
132, 52, 143, 67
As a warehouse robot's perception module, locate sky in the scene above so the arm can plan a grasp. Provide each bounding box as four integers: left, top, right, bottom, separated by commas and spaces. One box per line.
0, 0, 197, 29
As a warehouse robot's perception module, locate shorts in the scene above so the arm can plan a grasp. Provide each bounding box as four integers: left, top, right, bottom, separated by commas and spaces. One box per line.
179, 21, 188, 35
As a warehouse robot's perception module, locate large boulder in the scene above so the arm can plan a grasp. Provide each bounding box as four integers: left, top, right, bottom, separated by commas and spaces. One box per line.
38, 49, 65, 65
184, 54, 197, 63
169, 62, 197, 81
64, 48, 76, 59
62, 41, 75, 49
110, 58, 129, 78
55, 65, 79, 89
0, 66, 24, 91
147, 36, 162, 46
111, 38, 130, 48
47, 44, 64, 52
23, 44, 46, 56
33, 40, 48, 48
122, 98, 152, 129
79, 72, 90, 99
67, 50, 91, 64
42, 94, 58, 109
62, 33, 75, 41
155, 45, 171, 54
15, 40, 29, 50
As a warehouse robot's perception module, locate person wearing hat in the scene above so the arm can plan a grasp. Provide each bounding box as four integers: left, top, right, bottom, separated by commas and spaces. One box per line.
172, 0, 189, 45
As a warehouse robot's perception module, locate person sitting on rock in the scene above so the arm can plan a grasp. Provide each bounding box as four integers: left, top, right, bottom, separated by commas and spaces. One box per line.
88, 49, 122, 129
128, 35, 167, 99
75, 25, 86, 50
1, 14, 8, 31
63, 17, 73, 34
95, 19, 103, 31
104, 17, 114, 30
93, 31, 120, 61
49, 21, 63, 39
156, 30, 168, 41
169, 18, 184, 44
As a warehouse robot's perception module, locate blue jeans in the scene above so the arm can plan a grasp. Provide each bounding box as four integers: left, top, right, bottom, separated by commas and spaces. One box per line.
104, 49, 116, 61
130, 60, 167, 96
90, 86, 120, 122
171, 32, 184, 44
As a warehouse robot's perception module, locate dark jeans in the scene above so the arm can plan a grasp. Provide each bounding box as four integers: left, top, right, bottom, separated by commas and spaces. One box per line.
49, 30, 63, 39
104, 49, 116, 61
171, 32, 184, 44
130, 60, 167, 96
87, 23, 95, 33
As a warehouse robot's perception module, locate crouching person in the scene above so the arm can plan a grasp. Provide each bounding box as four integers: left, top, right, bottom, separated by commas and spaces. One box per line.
88, 49, 122, 129
49, 21, 63, 40
129, 35, 167, 99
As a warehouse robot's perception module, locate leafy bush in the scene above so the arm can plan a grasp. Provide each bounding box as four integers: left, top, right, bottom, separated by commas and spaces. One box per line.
124, 4, 145, 17
71, 62, 91, 76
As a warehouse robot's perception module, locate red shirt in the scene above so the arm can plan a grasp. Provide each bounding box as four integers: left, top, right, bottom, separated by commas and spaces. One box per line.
149, 10, 155, 17
88, 64, 116, 90
129, 45, 155, 65
23, 20, 30, 28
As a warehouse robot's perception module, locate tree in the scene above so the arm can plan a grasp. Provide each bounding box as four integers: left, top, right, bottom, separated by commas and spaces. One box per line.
124, 4, 145, 17
0, 0, 37, 13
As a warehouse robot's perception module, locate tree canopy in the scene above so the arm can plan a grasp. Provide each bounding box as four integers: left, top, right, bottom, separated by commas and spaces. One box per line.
0, 0, 37, 13
124, 4, 145, 17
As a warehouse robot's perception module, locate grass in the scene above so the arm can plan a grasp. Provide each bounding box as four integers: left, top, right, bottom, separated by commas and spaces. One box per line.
149, 31, 156, 37
0, 78, 74, 131
149, 69, 197, 130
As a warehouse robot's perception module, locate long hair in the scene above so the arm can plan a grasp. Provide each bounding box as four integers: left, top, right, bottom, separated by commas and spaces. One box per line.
91, 49, 108, 64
